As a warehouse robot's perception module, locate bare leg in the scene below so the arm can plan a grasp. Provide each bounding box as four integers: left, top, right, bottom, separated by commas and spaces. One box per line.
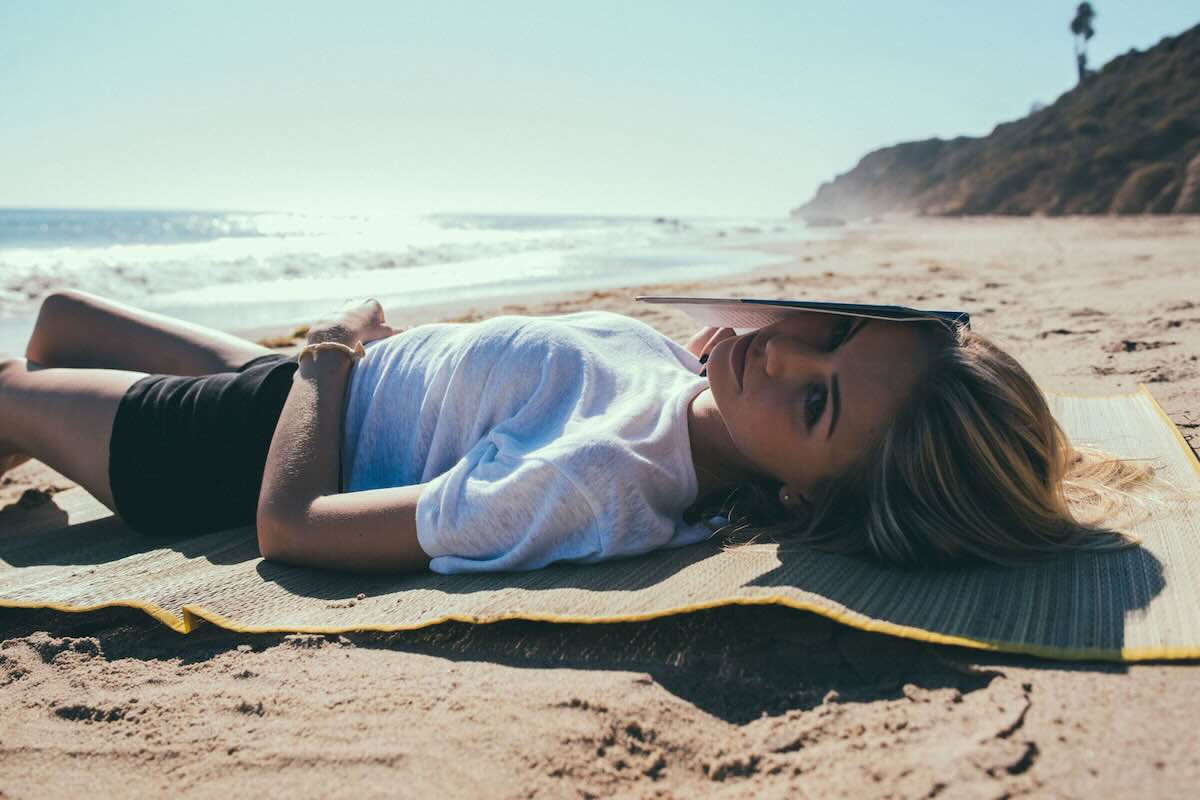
24, 290, 275, 375
0, 357, 145, 509
6, 291, 280, 481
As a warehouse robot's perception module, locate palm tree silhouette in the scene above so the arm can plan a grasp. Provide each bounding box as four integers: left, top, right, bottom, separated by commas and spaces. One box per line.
1070, 3, 1097, 83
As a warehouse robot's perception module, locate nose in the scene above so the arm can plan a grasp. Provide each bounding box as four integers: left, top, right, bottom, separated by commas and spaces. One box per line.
763, 334, 831, 381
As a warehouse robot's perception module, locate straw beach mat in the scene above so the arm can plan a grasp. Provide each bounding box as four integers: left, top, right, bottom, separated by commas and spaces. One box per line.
1, 386, 1197, 662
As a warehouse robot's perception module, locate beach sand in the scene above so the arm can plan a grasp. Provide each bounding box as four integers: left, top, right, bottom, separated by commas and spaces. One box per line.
2, 216, 1198, 797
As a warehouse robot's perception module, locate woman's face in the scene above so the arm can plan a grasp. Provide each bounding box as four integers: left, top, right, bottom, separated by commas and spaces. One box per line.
707, 313, 936, 499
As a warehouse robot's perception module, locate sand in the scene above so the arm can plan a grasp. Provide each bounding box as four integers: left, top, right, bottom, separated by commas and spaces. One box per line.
2, 216, 1198, 797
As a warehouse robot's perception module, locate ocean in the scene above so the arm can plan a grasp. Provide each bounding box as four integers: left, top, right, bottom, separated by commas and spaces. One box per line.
0, 208, 818, 357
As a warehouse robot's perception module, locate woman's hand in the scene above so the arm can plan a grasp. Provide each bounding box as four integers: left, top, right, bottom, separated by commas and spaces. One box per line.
685, 326, 736, 361
307, 298, 399, 347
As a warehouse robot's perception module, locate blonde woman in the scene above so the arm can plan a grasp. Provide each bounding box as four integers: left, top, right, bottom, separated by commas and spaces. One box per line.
0, 290, 1145, 574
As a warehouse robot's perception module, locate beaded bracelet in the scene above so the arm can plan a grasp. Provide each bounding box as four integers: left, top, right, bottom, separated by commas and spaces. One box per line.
298, 340, 366, 364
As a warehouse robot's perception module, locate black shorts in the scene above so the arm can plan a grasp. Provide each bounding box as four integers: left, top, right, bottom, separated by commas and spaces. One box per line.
107, 352, 299, 538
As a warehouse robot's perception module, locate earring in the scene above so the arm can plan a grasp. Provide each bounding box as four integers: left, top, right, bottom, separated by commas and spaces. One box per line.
781, 490, 791, 504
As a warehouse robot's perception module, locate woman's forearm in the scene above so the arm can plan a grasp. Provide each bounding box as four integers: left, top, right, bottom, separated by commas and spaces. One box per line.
257, 349, 353, 528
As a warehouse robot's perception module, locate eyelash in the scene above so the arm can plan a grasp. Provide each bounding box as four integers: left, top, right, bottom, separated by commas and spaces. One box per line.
802, 319, 853, 429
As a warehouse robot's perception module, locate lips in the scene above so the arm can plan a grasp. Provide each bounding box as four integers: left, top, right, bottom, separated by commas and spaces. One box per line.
731, 332, 755, 390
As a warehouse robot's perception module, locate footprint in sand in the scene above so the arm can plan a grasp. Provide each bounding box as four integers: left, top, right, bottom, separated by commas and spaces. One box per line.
1140, 367, 1178, 384
1069, 307, 1107, 318
1104, 339, 1177, 353
1037, 328, 1101, 339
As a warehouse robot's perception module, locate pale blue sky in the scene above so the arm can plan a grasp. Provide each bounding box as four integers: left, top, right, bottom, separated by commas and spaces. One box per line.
1, 1, 1196, 216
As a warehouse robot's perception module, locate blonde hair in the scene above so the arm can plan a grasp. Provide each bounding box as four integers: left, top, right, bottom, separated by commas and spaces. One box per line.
705, 325, 1155, 568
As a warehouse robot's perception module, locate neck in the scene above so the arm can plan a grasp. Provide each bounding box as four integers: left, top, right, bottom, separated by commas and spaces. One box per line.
686, 388, 760, 506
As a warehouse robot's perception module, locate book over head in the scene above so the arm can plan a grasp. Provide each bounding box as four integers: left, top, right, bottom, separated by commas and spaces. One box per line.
635, 296, 970, 330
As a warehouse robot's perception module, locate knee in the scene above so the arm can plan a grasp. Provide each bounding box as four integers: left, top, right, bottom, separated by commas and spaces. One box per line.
31, 291, 89, 337
37, 289, 95, 321
26, 291, 95, 362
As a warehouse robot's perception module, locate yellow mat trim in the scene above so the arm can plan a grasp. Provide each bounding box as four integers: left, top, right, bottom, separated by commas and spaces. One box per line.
1139, 383, 1200, 480
3, 386, 1198, 662
6, 590, 1199, 663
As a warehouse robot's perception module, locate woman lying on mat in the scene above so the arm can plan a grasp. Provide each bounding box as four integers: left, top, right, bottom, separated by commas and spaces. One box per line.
0, 290, 1149, 574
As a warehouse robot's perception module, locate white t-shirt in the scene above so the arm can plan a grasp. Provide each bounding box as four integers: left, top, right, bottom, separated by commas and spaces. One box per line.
340, 311, 714, 574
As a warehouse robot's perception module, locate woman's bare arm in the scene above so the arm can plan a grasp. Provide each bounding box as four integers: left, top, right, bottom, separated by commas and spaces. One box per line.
256, 301, 430, 573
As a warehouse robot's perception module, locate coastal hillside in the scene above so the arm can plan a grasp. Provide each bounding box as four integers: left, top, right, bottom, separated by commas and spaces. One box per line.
793, 22, 1200, 220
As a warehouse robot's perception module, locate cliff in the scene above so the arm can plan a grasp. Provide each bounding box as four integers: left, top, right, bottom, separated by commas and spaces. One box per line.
793, 23, 1200, 220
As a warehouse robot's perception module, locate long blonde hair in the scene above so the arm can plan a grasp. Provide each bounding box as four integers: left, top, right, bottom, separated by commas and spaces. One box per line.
704, 324, 1154, 567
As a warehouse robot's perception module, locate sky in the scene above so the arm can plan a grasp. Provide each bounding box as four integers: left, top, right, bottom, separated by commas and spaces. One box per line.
1, 1, 1196, 218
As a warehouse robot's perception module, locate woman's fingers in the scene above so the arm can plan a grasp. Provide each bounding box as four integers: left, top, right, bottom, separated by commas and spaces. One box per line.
685, 326, 719, 357
701, 327, 735, 357
307, 298, 398, 346
686, 326, 735, 357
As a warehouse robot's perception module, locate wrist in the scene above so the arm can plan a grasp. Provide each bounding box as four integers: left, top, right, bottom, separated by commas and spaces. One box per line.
297, 355, 353, 382
296, 341, 362, 377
